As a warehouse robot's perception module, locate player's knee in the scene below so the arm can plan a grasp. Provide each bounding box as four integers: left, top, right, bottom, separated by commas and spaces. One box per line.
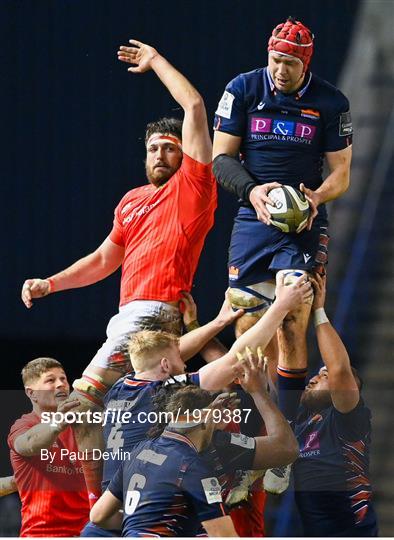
228, 282, 276, 318
278, 269, 314, 306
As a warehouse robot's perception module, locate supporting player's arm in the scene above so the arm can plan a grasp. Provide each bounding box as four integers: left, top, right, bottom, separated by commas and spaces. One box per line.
212, 131, 281, 224
198, 274, 312, 390
202, 516, 238, 537
89, 490, 123, 530
239, 349, 299, 468
300, 145, 352, 229
13, 399, 80, 456
179, 292, 243, 362
311, 273, 359, 413
118, 40, 211, 164
0, 476, 17, 497
21, 237, 124, 308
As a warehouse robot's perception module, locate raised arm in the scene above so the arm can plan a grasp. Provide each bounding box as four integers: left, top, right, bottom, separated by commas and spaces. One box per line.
118, 40, 211, 164
311, 273, 359, 413
239, 348, 298, 468
179, 292, 243, 362
21, 237, 124, 308
13, 399, 80, 457
198, 274, 313, 390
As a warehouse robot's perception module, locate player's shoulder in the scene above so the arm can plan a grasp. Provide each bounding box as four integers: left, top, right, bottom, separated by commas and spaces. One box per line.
310, 73, 350, 108
226, 67, 265, 89
8, 412, 39, 445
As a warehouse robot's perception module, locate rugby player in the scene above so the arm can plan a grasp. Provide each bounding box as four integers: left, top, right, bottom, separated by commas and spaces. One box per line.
7, 358, 89, 537
90, 351, 298, 537
212, 16, 353, 495
21, 39, 218, 504
82, 273, 309, 535
278, 273, 378, 536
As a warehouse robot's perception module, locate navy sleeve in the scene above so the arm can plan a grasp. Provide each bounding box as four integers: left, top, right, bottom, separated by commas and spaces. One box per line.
107, 463, 124, 502
212, 430, 255, 471
323, 91, 353, 152
333, 398, 371, 441
182, 458, 226, 522
214, 75, 246, 137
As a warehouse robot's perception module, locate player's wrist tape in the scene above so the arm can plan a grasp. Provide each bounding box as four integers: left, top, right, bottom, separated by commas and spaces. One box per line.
46, 278, 55, 294
185, 320, 200, 332
313, 307, 329, 327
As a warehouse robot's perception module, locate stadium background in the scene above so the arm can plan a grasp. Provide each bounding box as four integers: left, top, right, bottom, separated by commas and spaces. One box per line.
2, 0, 393, 535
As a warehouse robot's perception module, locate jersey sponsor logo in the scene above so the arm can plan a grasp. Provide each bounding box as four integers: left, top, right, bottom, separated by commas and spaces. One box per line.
230, 433, 255, 449
228, 265, 239, 280
339, 111, 353, 136
251, 117, 316, 142
123, 201, 160, 225
302, 430, 320, 452
201, 477, 223, 504
216, 91, 235, 119
303, 253, 312, 263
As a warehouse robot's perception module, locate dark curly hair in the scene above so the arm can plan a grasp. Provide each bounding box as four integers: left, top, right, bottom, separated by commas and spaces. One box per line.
145, 117, 182, 145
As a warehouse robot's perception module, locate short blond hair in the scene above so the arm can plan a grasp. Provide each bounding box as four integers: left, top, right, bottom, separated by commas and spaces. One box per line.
128, 330, 180, 371
21, 357, 64, 386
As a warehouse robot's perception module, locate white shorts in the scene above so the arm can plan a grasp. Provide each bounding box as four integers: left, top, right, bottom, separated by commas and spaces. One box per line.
89, 300, 182, 374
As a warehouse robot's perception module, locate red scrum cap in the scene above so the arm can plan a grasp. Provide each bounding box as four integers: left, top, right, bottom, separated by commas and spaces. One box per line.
268, 16, 314, 72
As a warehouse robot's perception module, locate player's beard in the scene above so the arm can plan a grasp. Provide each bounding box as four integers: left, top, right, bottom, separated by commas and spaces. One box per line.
300, 389, 333, 412
145, 162, 177, 187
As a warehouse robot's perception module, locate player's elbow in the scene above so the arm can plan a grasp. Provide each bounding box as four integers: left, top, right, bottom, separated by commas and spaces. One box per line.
186, 94, 205, 114
90, 506, 105, 525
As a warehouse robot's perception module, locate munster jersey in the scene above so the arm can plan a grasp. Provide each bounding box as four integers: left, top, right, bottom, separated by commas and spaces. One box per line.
108, 431, 227, 537
8, 412, 89, 537
214, 67, 352, 222
109, 154, 216, 306
293, 399, 378, 536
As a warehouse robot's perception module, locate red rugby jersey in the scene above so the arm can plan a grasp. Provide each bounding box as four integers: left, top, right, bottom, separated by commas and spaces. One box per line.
109, 154, 216, 306
8, 412, 89, 537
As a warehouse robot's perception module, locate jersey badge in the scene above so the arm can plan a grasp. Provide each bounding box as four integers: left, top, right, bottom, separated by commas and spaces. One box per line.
201, 477, 223, 504
216, 91, 235, 119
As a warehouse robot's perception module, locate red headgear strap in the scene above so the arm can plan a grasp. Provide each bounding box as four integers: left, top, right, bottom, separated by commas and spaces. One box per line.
268, 17, 314, 73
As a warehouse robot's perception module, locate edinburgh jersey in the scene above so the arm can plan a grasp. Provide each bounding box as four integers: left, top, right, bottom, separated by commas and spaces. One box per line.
214, 67, 353, 221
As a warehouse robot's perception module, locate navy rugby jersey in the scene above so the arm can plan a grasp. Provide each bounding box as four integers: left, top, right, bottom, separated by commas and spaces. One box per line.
102, 373, 199, 490
108, 431, 226, 537
214, 68, 353, 219
293, 399, 378, 536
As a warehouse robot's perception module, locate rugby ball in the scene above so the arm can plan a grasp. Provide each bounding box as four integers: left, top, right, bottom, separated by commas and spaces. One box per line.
266, 185, 310, 233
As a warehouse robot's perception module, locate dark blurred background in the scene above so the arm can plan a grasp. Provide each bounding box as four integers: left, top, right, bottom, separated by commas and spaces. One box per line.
2, 0, 394, 535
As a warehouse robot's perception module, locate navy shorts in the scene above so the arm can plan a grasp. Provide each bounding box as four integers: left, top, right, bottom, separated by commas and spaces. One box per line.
80, 521, 119, 537
228, 207, 329, 287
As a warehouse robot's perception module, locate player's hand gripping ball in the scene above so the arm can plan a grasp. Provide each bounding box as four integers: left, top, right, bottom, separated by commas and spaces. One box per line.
266, 185, 310, 233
